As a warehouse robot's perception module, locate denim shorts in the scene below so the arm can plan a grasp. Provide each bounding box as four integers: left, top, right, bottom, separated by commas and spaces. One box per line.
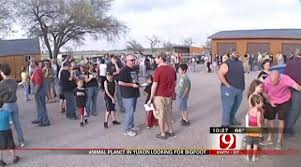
177, 96, 188, 112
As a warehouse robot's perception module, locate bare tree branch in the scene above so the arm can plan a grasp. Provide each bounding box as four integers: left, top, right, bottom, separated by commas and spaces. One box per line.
146, 35, 160, 53
204, 38, 212, 52
183, 38, 193, 46
162, 41, 174, 52
126, 39, 144, 55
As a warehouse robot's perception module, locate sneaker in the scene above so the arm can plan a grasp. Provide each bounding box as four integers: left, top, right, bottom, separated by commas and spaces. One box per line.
72, 115, 79, 120
19, 142, 25, 148
32, 120, 40, 124
231, 120, 241, 126
0, 160, 7, 166
181, 120, 190, 126
91, 112, 97, 116
104, 122, 108, 128
123, 130, 137, 137
275, 142, 282, 150
131, 127, 140, 131
112, 120, 121, 125
260, 140, 273, 146
80, 122, 84, 127
166, 131, 175, 137
85, 119, 88, 124
13, 156, 20, 164
38, 122, 51, 127
156, 134, 168, 140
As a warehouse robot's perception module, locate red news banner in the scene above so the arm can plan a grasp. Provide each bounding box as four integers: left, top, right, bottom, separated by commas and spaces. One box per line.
15, 148, 299, 156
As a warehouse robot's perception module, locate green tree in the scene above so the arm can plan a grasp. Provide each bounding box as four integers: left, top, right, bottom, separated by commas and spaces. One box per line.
14, 0, 127, 59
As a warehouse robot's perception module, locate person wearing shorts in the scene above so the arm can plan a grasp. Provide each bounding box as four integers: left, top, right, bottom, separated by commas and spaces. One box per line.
148, 52, 177, 140
104, 71, 121, 128
265, 101, 291, 121
59, 86, 66, 111
74, 79, 88, 127
263, 71, 301, 150
0, 102, 20, 165
177, 64, 191, 126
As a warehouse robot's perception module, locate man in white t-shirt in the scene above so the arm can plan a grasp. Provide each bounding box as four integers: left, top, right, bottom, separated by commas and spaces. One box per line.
139, 56, 146, 77
99, 59, 107, 91
191, 57, 196, 72
276, 53, 284, 65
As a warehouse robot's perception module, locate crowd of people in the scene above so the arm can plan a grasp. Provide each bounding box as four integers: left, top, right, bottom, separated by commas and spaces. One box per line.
0, 52, 193, 164
215, 51, 293, 74
0, 48, 301, 164
218, 50, 301, 161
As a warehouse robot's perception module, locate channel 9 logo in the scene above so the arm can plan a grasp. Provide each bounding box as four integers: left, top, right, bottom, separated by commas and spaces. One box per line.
219, 134, 236, 149
209, 133, 242, 149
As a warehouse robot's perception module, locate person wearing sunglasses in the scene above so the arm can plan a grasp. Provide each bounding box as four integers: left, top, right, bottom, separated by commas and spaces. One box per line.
118, 54, 140, 137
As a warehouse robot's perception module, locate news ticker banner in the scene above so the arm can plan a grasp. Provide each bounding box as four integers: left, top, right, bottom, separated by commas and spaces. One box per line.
14, 148, 298, 156
210, 127, 282, 134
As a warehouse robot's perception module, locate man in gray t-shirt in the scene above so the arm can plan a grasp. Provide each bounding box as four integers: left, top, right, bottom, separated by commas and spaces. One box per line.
0, 79, 18, 103
0, 63, 25, 147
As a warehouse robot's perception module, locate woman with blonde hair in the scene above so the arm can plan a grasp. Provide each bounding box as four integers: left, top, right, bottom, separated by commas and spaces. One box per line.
20, 66, 30, 101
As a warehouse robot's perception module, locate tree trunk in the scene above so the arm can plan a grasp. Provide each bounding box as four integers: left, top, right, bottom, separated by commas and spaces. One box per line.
42, 33, 53, 59
53, 46, 60, 59
52, 38, 60, 59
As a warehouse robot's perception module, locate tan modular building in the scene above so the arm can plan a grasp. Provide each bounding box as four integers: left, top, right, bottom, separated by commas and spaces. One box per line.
0, 39, 41, 81
209, 29, 301, 59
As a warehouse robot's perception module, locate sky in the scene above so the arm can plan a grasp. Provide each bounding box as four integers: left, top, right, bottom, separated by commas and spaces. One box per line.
8, 0, 301, 51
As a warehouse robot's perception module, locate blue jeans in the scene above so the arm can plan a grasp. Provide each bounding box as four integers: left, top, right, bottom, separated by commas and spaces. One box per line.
122, 98, 137, 132
285, 89, 301, 135
30, 80, 35, 95
63, 91, 77, 118
35, 84, 50, 124
86, 86, 99, 115
22, 83, 30, 99
220, 85, 243, 126
116, 84, 125, 112
3, 103, 25, 144
250, 63, 254, 72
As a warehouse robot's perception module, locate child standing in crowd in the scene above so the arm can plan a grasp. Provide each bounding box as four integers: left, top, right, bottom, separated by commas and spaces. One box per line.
20, 66, 30, 101
247, 80, 273, 146
0, 102, 20, 166
177, 64, 191, 126
74, 79, 88, 127
144, 75, 157, 128
104, 71, 121, 128
245, 94, 263, 162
